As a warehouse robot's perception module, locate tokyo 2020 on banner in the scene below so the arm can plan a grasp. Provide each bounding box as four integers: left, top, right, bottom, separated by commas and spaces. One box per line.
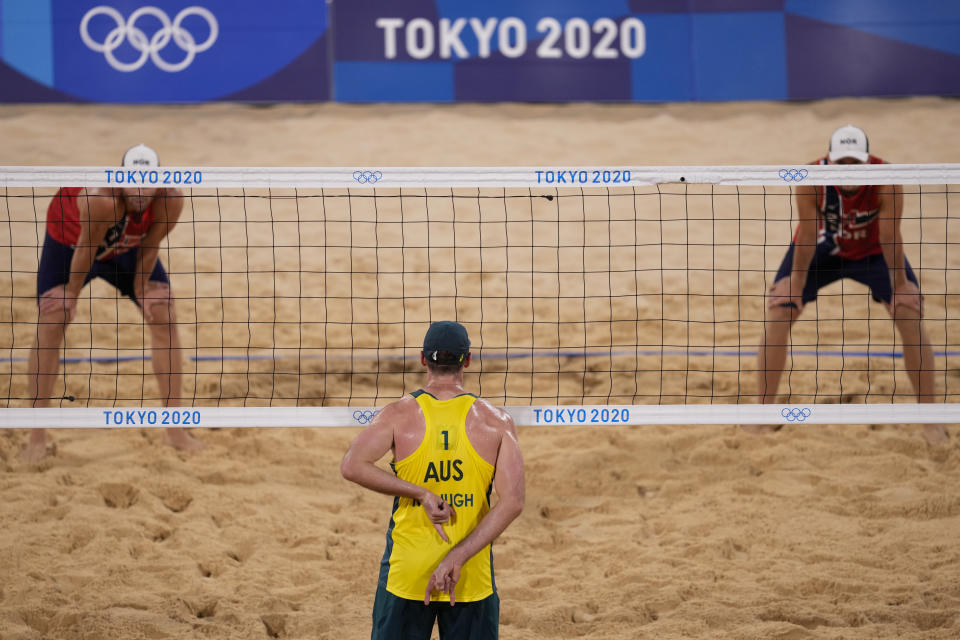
1, 1, 958, 103
333, 0, 960, 102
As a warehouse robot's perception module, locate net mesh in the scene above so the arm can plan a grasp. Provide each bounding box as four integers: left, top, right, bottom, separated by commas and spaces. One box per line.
1, 167, 959, 420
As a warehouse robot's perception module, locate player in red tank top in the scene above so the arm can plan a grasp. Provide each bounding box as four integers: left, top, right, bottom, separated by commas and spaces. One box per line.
807, 155, 885, 261
46, 185, 156, 259
749, 126, 945, 445
20, 145, 204, 462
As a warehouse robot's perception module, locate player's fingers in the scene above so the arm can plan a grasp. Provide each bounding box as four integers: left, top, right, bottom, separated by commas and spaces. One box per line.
424, 575, 436, 605
429, 500, 449, 522
447, 569, 460, 606
433, 521, 449, 543
767, 279, 791, 302
768, 299, 798, 311
767, 295, 790, 310
38, 286, 63, 312
434, 501, 455, 524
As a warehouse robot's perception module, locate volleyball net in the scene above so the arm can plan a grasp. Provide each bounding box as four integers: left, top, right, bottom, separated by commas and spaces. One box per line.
1, 164, 959, 428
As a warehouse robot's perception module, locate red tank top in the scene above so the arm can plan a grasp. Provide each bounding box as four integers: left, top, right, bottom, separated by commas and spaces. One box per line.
46, 187, 155, 260
796, 155, 885, 261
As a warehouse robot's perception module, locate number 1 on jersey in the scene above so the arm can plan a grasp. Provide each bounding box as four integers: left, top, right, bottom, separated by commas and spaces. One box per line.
441, 430, 449, 450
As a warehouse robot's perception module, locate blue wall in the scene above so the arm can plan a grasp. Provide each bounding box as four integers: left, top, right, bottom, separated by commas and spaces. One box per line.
0, 0, 329, 102
0, 0, 957, 103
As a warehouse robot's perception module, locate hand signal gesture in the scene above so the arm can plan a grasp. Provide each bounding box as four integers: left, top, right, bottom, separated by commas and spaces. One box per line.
424, 554, 462, 606
420, 492, 455, 542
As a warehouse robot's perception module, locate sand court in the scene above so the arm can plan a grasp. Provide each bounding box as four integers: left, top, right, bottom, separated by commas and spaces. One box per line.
1, 98, 959, 638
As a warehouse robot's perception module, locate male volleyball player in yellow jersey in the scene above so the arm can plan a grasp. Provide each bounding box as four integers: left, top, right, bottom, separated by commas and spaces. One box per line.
19, 145, 203, 462
750, 125, 946, 445
341, 321, 525, 639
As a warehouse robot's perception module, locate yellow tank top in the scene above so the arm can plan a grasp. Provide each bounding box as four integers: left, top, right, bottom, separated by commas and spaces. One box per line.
380, 390, 497, 602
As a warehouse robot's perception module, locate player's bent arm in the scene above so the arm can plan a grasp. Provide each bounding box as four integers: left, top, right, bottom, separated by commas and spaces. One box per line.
135, 189, 184, 292
340, 403, 433, 503
143, 188, 184, 243
446, 417, 525, 566
790, 184, 819, 291
878, 184, 908, 287
66, 188, 117, 296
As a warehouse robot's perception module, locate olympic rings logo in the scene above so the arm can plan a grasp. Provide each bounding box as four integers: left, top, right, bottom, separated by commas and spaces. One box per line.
80, 6, 219, 73
779, 168, 809, 183
353, 409, 379, 425
353, 170, 383, 184
781, 407, 812, 422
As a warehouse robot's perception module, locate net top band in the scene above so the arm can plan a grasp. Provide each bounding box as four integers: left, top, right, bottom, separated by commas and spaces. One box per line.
1, 164, 959, 189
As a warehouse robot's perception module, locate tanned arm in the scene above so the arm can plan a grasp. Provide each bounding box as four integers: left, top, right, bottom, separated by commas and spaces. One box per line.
134, 188, 184, 303
341, 401, 455, 541
877, 184, 908, 294
66, 189, 117, 298
771, 184, 819, 309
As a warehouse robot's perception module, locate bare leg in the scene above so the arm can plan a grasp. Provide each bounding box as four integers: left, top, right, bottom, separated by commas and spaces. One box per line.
145, 294, 204, 452
743, 304, 800, 434
20, 311, 69, 462
893, 308, 946, 445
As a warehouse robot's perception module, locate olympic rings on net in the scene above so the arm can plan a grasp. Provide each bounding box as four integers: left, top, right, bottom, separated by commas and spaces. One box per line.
353, 170, 383, 184
353, 409, 379, 425
778, 168, 809, 183
80, 5, 219, 73
780, 407, 812, 422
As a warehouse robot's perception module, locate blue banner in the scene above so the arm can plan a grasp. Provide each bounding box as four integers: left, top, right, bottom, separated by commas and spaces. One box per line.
332, 0, 960, 102
0, 0, 329, 102
0, 1, 958, 103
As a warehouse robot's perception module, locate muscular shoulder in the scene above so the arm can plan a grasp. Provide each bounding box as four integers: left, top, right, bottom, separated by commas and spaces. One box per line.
375, 394, 423, 433
377, 395, 425, 458
471, 397, 510, 422
161, 187, 185, 203
465, 398, 517, 466
75, 188, 120, 222
378, 394, 420, 419
151, 188, 185, 221
468, 398, 515, 437
78, 187, 119, 206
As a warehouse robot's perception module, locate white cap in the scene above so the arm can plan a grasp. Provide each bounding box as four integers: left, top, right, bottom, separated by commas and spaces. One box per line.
828, 125, 869, 163
122, 144, 160, 168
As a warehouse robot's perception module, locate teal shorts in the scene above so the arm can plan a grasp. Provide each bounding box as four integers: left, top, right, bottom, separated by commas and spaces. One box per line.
371, 582, 499, 640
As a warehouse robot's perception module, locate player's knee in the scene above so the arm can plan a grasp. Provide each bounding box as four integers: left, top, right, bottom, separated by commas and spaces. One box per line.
887, 297, 923, 321
766, 304, 800, 325
37, 309, 73, 330
146, 299, 176, 326
142, 283, 176, 325
891, 281, 923, 317
38, 286, 76, 326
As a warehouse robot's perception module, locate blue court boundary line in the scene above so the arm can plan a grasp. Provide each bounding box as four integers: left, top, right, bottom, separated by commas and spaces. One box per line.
1, 349, 959, 365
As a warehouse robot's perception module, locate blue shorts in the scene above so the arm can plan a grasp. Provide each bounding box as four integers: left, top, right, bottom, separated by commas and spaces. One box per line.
37, 233, 169, 304
371, 582, 499, 640
773, 241, 918, 307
